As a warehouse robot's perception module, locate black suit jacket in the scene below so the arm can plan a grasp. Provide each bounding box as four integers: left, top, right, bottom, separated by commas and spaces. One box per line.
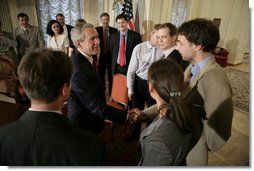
95, 26, 118, 71
0, 110, 108, 166
110, 29, 142, 75
66, 24, 74, 48
166, 49, 189, 71
68, 50, 127, 134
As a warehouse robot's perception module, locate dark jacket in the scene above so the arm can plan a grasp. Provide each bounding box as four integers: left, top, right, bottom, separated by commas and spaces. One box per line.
110, 29, 142, 75
68, 50, 127, 134
95, 26, 117, 76
0, 110, 108, 166
66, 24, 74, 48
167, 49, 189, 71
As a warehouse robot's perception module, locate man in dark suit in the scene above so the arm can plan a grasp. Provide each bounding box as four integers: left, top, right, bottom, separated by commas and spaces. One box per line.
157, 23, 189, 71
110, 14, 142, 76
96, 12, 117, 93
68, 23, 129, 135
0, 48, 108, 166
56, 13, 74, 56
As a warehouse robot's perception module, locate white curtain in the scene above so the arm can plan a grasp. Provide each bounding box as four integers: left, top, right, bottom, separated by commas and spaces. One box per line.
112, 0, 123, 28
36, 0, 82, 42
0, 0, 12, 32
170, 0, 187, 27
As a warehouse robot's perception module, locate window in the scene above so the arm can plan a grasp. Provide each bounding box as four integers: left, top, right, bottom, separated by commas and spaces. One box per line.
36, 0, 82, 42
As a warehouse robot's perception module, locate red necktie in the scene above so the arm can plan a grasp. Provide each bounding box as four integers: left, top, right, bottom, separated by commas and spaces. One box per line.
103, 30, 108, 54
119, 34, 125, 66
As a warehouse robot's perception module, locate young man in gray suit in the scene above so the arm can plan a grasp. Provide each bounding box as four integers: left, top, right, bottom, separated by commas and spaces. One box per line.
15, 13, 44, 60
129, 18, 233, 166
176, 18, 233, 166
0, 48, 108, 165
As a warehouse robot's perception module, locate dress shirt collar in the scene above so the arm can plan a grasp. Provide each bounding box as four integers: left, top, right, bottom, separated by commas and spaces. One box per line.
120, 29, 128, 36
29, 108, 62, 115
21, 25, 30, 31
162, 46, 176, 58
77, 49, 93, 65
146, 41, 154, 49
103, 26, 109, 31
191, 56, 213, 78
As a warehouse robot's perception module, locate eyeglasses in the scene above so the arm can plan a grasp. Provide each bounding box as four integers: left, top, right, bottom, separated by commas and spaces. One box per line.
0, 69, 16, 80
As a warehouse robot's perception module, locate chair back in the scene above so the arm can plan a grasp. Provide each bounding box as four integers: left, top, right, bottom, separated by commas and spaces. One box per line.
110, 74, 128, 106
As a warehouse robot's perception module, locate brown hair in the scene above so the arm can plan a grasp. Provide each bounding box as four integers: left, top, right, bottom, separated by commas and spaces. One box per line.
0, 56, 14, 78
153, 24, 161, 30
18, 48, 72, 103
178, 18, 220, 52
100, 12, 110, 19
148, 58, 193, 133
158, 22, 177, 36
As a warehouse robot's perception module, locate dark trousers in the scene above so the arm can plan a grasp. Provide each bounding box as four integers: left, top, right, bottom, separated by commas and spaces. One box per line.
115, 64, 128, 76
98, 54, 113, 94
132, 76, 156, 109
130, 76, 156, 138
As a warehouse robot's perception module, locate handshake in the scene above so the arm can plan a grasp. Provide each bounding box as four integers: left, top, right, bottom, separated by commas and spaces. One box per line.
127, 108, 144, 124
104, 108, 145, 126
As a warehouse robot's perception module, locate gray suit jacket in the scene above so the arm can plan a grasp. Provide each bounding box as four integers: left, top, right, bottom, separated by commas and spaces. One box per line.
142, 57, 233, 151
183, 57, 233, 151
15, 25, 44, 59
139, 116, 191, 166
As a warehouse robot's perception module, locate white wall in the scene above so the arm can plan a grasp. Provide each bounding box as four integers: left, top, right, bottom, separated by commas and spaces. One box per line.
188, 0, 249, 65
4, 0, 249, 65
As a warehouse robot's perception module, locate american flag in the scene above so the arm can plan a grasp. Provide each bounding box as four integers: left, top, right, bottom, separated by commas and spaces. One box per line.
122, 0, 134, 30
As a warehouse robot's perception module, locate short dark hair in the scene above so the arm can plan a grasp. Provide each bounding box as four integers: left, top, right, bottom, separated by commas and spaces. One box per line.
178, 18, 220, 52
46, 20, 64, 36
158, 23, 177, 36
100, 12, 110, 19
17, 12, 29, 20
18, 48, 73, 103
115, 14, 127, 22
56, 13, 64, 18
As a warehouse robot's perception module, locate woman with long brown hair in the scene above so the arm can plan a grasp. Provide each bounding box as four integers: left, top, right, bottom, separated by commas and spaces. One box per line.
138, 58, 202, 166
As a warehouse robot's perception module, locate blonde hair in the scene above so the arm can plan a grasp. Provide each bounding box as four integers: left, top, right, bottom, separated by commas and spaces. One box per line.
0, 56, 14, 77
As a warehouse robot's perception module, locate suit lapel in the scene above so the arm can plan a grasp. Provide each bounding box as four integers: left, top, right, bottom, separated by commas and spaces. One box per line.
182, 57, 216, 99
126, 30, 133, 51
140, 116, 163, 141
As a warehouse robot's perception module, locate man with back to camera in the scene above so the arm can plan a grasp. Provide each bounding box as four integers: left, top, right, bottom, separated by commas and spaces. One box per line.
0, 48, 108, 165
96, 12, 118, 94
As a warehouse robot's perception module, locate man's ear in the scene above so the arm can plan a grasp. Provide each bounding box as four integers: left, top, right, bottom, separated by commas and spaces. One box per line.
61, 83, 70, 99
193, 44, 203, 51
172, 35, 177, 42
